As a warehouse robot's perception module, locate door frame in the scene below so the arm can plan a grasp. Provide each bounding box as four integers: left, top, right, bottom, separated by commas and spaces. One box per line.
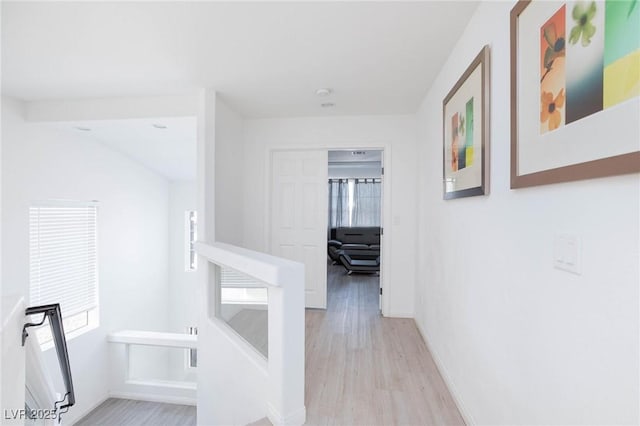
266, 144, 391, 316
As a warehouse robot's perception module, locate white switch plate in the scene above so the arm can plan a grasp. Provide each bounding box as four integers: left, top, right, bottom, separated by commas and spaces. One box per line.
554, 234, 582, 275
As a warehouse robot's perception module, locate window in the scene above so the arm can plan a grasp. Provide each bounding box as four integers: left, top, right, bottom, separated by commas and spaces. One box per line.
352, 179, 381, 226
328, 178, 381, 227
186, 326, 197, 368
185, 211, 197, 271
29, 201, 99, 345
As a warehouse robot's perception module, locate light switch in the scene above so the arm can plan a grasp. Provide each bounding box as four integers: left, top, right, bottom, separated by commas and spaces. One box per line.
565, 235, 578, 266
554, 234, 582, 275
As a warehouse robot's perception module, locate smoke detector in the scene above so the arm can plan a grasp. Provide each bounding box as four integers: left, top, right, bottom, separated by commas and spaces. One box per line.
316, 88, 332, 97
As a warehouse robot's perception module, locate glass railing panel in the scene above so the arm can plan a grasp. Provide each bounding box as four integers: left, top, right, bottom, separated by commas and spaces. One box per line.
216, 265, 268, 358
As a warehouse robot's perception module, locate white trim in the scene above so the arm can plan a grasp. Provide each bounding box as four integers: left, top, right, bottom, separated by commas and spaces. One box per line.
107, 391, 196, 407
267, 403, 306, 426
107, 330, 197, 349
414, 319, 475, 426
124, 379, 196, 391
384, 310, 414, 319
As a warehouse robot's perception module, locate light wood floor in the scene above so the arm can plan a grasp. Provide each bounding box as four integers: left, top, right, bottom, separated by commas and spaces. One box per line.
74, 398, 196, 426
304, 263, 465, 425
75, 266, 462, 426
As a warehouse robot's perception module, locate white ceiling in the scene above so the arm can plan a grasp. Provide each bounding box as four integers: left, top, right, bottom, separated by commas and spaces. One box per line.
2, 1, 479, 118
49, 118, 197, 181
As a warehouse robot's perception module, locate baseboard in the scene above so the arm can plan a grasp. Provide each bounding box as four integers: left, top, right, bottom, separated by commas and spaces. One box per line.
68, 394, 108, 426
125, 378, 197, 391
383, 310, 414, 319
267, 403, 306, 426
108, 391, 196, 406
414, 319, 476, 426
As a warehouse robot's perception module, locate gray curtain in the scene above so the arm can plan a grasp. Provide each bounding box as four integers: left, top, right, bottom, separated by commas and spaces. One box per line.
352, 179, 381, 227
328, 179, 350, 229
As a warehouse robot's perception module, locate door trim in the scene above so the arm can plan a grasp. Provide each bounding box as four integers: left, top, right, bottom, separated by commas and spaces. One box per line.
266, 145, 392, 316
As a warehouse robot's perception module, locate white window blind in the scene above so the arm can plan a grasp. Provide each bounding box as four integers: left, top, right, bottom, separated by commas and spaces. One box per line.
29, 202, 98, 318
185, 211, 197, 271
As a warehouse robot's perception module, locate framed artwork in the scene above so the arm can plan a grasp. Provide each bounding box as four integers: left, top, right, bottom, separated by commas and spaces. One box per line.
443, 45, 491, 200
510, 0, 640, 188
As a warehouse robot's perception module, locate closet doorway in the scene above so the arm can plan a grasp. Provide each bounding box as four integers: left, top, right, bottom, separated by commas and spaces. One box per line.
327, 150, 383, 311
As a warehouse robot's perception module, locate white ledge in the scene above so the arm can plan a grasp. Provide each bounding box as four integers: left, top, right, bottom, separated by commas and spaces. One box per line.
108, 330, 197, 349
195, 241, 304, 288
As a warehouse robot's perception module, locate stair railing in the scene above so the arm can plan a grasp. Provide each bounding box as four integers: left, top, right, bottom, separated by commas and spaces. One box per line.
22, 303, 75, 419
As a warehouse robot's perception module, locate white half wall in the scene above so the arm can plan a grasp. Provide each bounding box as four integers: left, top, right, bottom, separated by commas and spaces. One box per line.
1, 96, 171, 425
414, 2, 639, 425
242, 116, 418, 317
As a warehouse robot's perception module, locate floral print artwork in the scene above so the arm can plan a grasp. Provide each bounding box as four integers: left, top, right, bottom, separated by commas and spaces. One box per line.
539, 0, 639, 135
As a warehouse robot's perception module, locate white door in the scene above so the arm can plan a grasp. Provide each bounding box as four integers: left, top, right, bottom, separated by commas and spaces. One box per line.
270, 150, 328, 309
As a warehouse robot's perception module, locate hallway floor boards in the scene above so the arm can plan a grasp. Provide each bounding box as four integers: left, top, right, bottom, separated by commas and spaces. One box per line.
74, 264, 462, 426
74, 398, 196, 426
304, 263, 465, 425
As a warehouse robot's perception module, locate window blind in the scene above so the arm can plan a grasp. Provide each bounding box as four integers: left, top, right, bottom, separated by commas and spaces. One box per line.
29, 202, 98, 318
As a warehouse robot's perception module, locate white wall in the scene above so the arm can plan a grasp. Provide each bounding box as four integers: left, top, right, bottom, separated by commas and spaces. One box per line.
1, 97, 171, 424
197, 93, 280, 426
168, 181, 197, 381
215, 98, 244, 246
243, 116, 417, 317
1, 297, 26, 425
0, 8, 3, 402
414, 2, 639, 425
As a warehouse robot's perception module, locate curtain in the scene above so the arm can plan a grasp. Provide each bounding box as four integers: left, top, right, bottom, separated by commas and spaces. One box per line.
328, 179, 350, 229
352, 179, 381, 227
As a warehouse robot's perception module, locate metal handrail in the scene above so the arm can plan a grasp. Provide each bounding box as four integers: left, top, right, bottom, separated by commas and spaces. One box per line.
22, 304, 75, 417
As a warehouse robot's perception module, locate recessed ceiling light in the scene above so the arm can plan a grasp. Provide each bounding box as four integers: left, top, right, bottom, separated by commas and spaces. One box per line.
152, 124, 167, 129
316, 88, 332, 97
74, 126, 91, 131
321, 102, 335, 108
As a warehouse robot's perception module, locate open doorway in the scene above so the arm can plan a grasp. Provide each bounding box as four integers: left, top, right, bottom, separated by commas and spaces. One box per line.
327, 150, 383, 311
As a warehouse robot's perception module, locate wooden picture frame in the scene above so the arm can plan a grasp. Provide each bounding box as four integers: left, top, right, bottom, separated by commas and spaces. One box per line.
442, 45, 491, 200
510, 0, 640, 189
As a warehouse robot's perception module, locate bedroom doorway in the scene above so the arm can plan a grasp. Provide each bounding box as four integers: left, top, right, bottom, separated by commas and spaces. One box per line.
327, 150, 383, 311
